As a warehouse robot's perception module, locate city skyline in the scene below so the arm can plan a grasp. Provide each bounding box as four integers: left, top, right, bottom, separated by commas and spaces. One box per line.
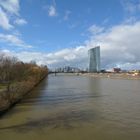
0, 0, 140, 70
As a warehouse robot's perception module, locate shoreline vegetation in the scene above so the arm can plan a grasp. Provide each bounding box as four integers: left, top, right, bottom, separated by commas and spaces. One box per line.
0, 54, 48, 114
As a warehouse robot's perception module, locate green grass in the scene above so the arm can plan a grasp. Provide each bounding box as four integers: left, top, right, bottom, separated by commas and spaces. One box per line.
0, 84, 7, 89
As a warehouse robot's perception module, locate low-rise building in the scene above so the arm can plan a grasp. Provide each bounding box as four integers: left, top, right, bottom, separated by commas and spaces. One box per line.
112, 68, 121, 73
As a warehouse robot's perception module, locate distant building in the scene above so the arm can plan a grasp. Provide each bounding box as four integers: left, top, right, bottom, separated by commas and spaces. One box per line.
100, 69, 106, 73
55, 66, 81, 73
88, 46, 100, 72
112, 68, 121, 73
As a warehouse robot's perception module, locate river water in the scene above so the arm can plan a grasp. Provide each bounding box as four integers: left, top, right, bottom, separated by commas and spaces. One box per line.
0, 74, 140, 140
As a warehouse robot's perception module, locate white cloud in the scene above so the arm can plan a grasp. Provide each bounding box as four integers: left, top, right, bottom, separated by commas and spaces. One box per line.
63, 10, 71, 20
121, 0, 140, 14
1, 21, 140, 70
14, 18, 27, 25
48, 5, 57, 17
88, 25, 104, 35
1, 46, 88, 68
0, 0, 29, 50
0, 0, 27, 30
0, 0, 19, 15
0, 33, 32, 48
0, 7, 13, 30
87, 21, 140, 69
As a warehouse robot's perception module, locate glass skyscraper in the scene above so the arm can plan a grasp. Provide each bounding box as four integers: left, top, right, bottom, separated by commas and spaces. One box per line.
88, 46, 100, 72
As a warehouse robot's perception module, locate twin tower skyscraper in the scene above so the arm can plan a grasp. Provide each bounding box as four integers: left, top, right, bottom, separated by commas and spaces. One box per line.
88, 46, 100, 72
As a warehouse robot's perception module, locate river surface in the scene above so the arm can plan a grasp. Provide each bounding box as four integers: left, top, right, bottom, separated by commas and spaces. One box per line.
0, 74, 140, 140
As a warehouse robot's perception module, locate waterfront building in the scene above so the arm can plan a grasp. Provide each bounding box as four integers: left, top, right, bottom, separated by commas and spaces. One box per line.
88, 46, 100, 72
112, 68, 121, 73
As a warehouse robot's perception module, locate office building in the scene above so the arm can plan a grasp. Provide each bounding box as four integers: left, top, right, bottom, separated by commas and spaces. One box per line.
88, 46, 100, 72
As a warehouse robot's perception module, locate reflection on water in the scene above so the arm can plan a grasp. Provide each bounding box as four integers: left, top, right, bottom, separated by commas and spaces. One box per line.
0, 74, 140, 140
0, 109, 95, 132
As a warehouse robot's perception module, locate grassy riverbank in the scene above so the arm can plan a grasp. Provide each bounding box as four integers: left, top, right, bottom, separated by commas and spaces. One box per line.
0, 54, 48, 114
0, 75, 47, 113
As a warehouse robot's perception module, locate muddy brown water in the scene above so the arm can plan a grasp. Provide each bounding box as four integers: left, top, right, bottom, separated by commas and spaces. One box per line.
0, 74, 140, 140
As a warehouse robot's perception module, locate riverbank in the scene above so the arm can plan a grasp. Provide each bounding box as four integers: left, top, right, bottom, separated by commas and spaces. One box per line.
0, 74, 47, 115
0, 54, 48, 114
81, 73, 140, 80
49, 72, 140, 80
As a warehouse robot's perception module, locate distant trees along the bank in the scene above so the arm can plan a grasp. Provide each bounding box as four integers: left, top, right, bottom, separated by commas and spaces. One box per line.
0, 53, 48, 109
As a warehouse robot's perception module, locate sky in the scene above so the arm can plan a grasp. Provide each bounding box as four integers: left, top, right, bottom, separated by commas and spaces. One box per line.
0, 0, 140, 70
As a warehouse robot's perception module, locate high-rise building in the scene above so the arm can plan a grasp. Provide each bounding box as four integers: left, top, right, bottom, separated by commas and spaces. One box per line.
88, 46, 100, 72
